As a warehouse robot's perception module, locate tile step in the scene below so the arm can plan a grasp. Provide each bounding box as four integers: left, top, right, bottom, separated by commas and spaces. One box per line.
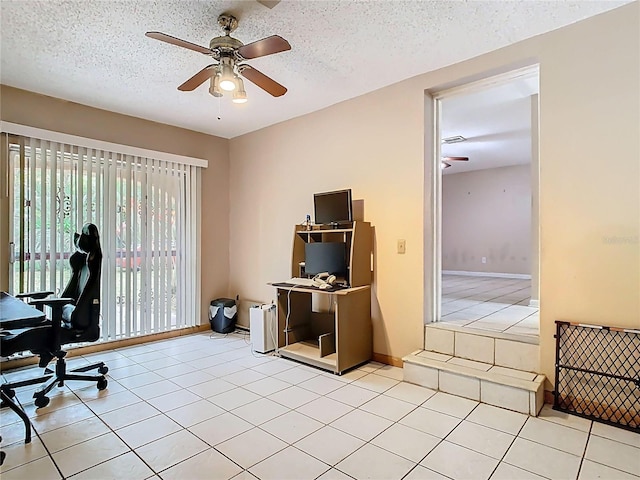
402, 351, 546, 416
426, 322, 539, 345
424, 323, 539, 372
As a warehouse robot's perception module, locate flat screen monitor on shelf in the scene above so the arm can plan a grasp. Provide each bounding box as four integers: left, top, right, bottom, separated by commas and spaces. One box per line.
313, 189, 352, 226
305, 242, 347, 277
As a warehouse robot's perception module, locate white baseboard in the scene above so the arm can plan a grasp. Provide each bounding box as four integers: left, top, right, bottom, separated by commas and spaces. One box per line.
529, 299, 540, 308
443, 270, 531, 280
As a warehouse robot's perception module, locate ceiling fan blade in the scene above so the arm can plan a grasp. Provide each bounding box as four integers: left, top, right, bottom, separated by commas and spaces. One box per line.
442, 156, 469, 161
178, 65, 217, 91
238, 35, 291, 60
146, 31, 212, 55
241, 66, 287, 97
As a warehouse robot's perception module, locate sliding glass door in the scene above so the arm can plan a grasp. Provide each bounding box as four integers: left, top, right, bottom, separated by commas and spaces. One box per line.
7, 135, 199, 341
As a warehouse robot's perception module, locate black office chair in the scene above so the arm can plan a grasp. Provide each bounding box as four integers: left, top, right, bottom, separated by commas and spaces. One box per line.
1, 223, 108, 410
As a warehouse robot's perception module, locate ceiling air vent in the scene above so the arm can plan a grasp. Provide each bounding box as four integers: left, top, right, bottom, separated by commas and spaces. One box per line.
442, 135, 466, 144
257, 0, 281, 8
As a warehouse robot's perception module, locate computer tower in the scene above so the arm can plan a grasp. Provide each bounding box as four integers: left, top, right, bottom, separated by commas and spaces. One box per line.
250, 304, 277, 353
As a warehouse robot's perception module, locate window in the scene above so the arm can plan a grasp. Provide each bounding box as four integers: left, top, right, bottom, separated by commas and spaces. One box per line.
4, 129, 203, 341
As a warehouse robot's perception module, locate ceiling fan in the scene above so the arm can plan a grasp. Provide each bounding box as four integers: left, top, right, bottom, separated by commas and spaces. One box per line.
441, 135, 469, 168
146, 13, 291, 103
441, 156, 469, 169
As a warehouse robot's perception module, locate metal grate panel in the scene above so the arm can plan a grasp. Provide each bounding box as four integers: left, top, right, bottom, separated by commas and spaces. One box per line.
554, 321, 640, 432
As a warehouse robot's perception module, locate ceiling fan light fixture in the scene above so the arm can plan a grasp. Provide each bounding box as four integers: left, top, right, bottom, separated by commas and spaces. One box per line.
219, 63, 236, 91
209, 73, 223, 97
220, 78, 236, 91
232, 77, 248, 103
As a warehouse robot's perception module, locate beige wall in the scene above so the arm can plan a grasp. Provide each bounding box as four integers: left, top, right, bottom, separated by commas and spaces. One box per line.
228, 82, 425, 358
442, 165, 531, 275
536, 3, 639, 383
0, 86, 230, 323
229, 2, 640, 382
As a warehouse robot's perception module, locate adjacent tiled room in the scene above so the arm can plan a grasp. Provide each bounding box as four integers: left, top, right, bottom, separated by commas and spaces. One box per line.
2, 331, 638, 480
441, 275, 539, 337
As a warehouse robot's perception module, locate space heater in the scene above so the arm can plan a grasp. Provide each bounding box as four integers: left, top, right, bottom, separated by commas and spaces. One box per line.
249, 304, 277, 353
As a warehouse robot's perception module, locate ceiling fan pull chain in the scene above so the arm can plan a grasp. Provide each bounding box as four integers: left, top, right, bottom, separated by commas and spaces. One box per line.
217, 96, 223, 121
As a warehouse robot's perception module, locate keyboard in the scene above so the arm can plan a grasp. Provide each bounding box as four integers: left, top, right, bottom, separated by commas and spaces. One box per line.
284, 277, 316, 287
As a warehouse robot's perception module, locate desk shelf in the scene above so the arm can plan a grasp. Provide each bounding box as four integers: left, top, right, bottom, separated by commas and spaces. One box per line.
278, 342, 338, 371
295, 228, 354, 234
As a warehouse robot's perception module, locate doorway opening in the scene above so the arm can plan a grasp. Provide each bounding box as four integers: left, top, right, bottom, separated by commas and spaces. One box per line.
425, 66, 540, 339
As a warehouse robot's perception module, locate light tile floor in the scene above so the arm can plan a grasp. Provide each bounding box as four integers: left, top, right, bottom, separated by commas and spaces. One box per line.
441, 275, 539, 337
2, 332, 639, 480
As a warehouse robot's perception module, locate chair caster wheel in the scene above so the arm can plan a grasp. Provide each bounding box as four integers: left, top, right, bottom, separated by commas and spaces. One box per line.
98, 366, 108, 375
34, 395, 50, 408
97, 378, 108, 391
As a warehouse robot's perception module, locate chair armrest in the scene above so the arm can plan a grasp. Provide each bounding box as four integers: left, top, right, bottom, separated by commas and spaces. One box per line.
15, 291, 55, 299
29, 297, 75, 307
28, 298, 73, 349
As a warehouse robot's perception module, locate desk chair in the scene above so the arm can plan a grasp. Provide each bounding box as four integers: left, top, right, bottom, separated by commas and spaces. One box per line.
1, 223, 108, 410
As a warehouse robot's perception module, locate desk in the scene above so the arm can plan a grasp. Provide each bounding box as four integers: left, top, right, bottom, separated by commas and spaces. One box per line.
0, 292, 44, 444
1, 292, 46, 328
270, 284, 372, 374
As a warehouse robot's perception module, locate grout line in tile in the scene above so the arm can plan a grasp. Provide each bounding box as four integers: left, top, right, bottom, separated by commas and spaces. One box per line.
573, 416, 595, 480
9, 390, 66, 478
6, 330, 629, 480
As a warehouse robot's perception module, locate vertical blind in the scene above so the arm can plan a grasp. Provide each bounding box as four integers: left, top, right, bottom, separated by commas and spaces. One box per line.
6, 133, 202, 341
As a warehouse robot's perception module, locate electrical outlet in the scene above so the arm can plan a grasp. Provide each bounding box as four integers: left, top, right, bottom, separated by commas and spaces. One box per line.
397, 239, 406, 254
482, 256, 487, 264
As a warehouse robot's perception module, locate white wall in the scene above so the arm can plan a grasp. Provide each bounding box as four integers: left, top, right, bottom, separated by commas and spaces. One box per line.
442, 165, 531, 275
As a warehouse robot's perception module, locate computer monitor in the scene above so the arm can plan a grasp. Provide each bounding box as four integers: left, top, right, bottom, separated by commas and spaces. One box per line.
305, 242, 347, 277
313, 189, 352, 225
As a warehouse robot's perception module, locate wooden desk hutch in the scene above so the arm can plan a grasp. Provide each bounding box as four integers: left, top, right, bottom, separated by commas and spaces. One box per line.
272, 221, 373, 374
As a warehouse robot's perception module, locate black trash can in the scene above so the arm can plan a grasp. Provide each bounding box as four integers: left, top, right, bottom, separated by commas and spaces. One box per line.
209, 298, 237, 334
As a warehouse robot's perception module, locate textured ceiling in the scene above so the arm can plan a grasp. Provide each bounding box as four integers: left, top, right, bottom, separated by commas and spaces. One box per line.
442, 75, 538, 175
0, 0, 630, 139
